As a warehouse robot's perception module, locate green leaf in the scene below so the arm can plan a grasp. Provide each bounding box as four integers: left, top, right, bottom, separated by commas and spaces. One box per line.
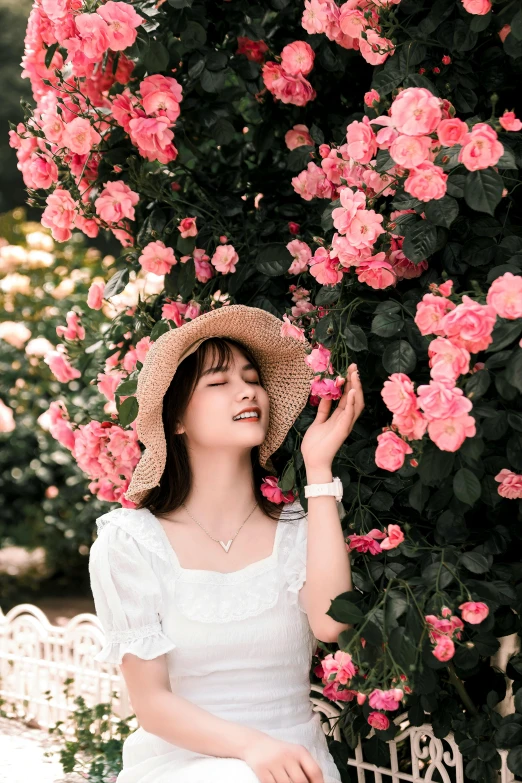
512, 10, 522, 40
507, 747, 522, 777
495, 720, 522, 749
497, 147, 518, 169
212, 118, 235, 145
149, 320, 171, 340
506, 350, 522, 393
328, 596, 365, 625
145, 42, 169, 73
464, 169, 504, 216
454, 468, 482, 506
344, 324, 368, 352
418, 443, 455, 487
460, 551, 490, 574
371, 311, 404, 337
205, 50, 228, 71
256, 243, 293, 276
200, 68, 226, 92
104, 268, 129, 299
116, 378, 138, 396
486, 320, 522, 353
180, 21, 207, 50
44, 42, 59, 70
423, 196, 459, 228
465, 370, 491, 401
402, 221, 438, 264
117, 395, 139, 427
382, 340, 417, 374
168, 0, 193, 6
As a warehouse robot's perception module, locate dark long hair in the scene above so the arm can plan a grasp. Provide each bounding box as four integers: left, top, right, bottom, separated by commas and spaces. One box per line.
136, 336, 304, 524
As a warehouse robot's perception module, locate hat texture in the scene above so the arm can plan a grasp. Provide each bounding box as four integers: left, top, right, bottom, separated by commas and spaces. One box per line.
124, 304, 316, 505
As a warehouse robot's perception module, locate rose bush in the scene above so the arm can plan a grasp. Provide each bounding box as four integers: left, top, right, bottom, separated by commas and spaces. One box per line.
11, 0, 522, 778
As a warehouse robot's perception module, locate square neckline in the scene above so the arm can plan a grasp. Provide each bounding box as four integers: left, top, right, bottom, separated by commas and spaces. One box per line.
148, 503, 291, 578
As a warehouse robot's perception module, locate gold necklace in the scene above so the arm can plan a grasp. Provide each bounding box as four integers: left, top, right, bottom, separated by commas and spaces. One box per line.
180, 500, 259, 553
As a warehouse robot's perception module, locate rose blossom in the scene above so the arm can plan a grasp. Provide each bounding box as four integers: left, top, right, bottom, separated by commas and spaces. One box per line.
62, 117, 101, 155
140, 74, 183, 123
128, 116, 177, 163
459, 123, 504, 171
96, 1, 143, 51
390, 87, 442, 136
427, 414, 476, 451
433, 637, 455, 662
390, 135, 432, 167
359, 30, 395, 66
356, 254, 396, 289
346, 117, 377, 164
486, 272, 522, 320
64, 13, 111, 62
415, 293, 456, 336
87, 281, 104, 310
41, 188, 78, 242
417, 381, 473, 420
347, 530, 385, 556
44, 348, 82, 382
459, 601, 489, 623
178, 217, 197, 238
428, 337, 470, 382
285, 124, 314, 150
381, 373, 417, 415
236, 36, 268, 63
495, 469, 522, 499
404, 162, 448, 201
368, 712, 390, 730
211, 244, 239, 274
499, 111, 522, 132
364, 89, 380, 107
461, 0, 491, 14
287, 239, 312, 274
138, 241, 177, 275
392, 409, 428, 440
375, 430, 413, 471
94, 180, 140, 223
280, 41, 315, 76
369, 688, 403, 711
436, 118, 469, 147
380, 524, 404, 550
439, 295, 497, 353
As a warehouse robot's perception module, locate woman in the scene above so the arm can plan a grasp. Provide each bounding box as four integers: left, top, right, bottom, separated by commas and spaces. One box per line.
89, 304, 364, 783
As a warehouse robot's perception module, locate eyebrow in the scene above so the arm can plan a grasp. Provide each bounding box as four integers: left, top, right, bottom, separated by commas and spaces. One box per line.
200, 362, 256, 378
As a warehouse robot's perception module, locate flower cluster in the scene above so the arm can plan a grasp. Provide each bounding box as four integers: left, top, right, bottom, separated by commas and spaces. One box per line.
346, 523, 404, 554
376, 271, 522, 470
301, 0, 398, 66
425, 602, 489, 662
262, 41, 316, 107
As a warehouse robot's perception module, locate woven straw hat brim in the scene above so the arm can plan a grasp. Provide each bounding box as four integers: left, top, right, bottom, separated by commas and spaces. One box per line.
124, 304, 316, 505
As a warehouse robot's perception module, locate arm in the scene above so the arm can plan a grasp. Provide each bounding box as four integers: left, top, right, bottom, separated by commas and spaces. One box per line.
120, 652, 265, 758
299, 465, 353, 644
299, 363, 364, 644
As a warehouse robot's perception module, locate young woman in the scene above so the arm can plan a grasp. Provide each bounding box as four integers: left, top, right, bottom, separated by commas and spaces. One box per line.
89, 304, 364, 783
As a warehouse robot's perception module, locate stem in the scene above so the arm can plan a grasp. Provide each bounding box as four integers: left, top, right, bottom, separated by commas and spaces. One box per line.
447, 662, 479, 716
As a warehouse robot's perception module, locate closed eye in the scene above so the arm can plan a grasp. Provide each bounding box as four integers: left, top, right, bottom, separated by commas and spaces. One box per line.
209, 381, 259, 386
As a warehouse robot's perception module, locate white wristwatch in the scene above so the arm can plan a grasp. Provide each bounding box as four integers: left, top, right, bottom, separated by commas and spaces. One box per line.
304, 476, 343, 503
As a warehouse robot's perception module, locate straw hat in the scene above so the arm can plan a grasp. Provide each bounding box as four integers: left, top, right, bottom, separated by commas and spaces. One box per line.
124, 304, 316, 505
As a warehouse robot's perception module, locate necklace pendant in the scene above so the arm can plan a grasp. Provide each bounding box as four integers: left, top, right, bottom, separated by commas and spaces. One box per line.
219, 539, 232, 553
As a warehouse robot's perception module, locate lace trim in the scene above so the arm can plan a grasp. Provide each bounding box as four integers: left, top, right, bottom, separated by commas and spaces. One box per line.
96, 507, 169, 562
106, 621, 163, 644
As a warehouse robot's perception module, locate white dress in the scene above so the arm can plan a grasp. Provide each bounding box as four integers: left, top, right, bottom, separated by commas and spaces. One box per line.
88, 498, 342, 783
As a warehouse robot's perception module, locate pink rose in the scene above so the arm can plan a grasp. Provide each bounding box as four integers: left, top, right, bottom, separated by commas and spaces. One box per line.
368, 688, 403, 711
178, 217, 197, 238
499, 25, 511, 43
138, 240, 177, 275
94, 180, 140, 224
280, 41, 315, 76
62, 117, 101, 155
211, 244, 239, 274
346, 117, 377, 164
359, 30, 395, 66
41, 188, 78, 242
458, 123, 504, 171
437, 118, 469, 147
392, 409, 428, 440
287, 239, 312, 274
56, 311, 85, 341
305, 344, 333, 374
433, 637, 455, 662
417, 381, 473, 420
140, 74, 183, 123
87, 281, 104, 310
262, 62, 316, 107
439, 295, 497, 353
459, 601, 489, 624
285, 124, 314, 150
368, 712, 390, 731
346, 210, 385, 250
64, 13, 110, 62
96, 1, 143, 51
427, 413, 476, 451
390, 134, 432, 167
390, 87, 442, 136
347, 530, 385, 556
356, 254, 396, 289
415, 293, 456, 336
24, 154, 59, 190
381, 373, 417, 415
380, 524, 404, 550
375, 430, 413, 471
332, 187, 367, 233
494, 469, 522, 499
404, 161, 448, 201
321, 650, 356, 684
499, 111, 522, 132
364, 89, 380, 107
128, 116, 177, 163
44, 349, 82, 382
428, 337, 470, 383
261, 475, 294, 504
486, 272, 522, 320
461, 0, 492, 14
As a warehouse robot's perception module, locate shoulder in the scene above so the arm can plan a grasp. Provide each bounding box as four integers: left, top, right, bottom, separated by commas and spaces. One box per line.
90, 506, 170, 564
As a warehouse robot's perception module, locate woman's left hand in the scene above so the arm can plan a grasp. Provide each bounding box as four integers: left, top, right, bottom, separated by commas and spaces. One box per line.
301, 363, 365, 470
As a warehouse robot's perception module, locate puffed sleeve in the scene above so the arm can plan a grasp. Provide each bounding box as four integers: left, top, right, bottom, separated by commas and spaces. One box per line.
89, 521, 176, 664
283, 511, 308, 614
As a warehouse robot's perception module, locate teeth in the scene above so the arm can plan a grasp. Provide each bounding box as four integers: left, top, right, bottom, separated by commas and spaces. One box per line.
233, 412, 259, 420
